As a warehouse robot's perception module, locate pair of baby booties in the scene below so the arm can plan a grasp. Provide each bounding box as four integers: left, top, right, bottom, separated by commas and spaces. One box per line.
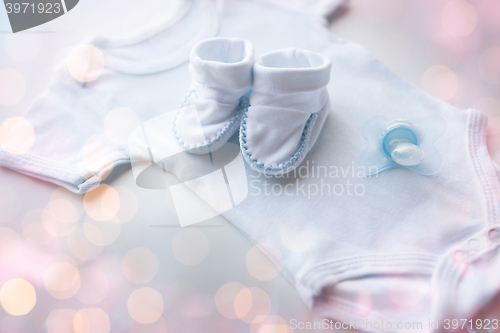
173, 37, 332, 175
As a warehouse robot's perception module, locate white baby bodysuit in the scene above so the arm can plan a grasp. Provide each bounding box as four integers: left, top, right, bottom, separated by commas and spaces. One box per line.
125, 5, 500, 329
0, 0, 344, 193
1, 0, 499, 330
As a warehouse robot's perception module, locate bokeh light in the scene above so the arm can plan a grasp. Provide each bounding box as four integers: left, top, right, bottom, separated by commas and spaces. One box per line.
441, 0, 478, 37
246, 244, 283, 281
67, 227, 103, 261
46, 309, 78, 333
0, 69, 25, 106
91, 254, 123, 288
172, 229, 209, 266
0, 184, 21, 224
250, 315, 293, 333
83, 216, 121, 246
73, 308, 110, 333
129, 317, 167, 333
236, 287, 271, 324
478, 47, 500, 85
122, 247, 158, 284
75, 268, 109, 305
2, 1, 500, 329
215, 282, 247, 319
0, 278, 36, 315
0, 117, 35, 155
67, 45, 104, 83
84, 185, 120, 222
22, 209, 54, 246
0, 227, 21, 250
477, 0, 500, 33
43, 261, 80, 299
42, 199, 80, 237
234, 288, 252, 319
114, 186, 139, 223
49, 187, 85, 216
127, 287, 164, 324
177, 292, 214, 318
421, 65, 458, 101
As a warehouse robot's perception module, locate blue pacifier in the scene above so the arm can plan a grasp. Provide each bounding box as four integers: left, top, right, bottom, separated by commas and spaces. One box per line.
358, 115, 446, 176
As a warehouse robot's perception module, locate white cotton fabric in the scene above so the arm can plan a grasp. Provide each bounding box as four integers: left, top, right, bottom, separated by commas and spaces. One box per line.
241, 48, 331, 173
265, 0, 347, 20
224, 41, 499, 329
174, 37, 254, 153
189, 37, 254, 90
1, 0, 500, 330
0, 0, 220, 193
0, 0, 344, 192
252, 48, 332, 94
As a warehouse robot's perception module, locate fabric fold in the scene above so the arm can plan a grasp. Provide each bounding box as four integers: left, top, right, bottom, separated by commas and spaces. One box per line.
189, 37, 254, 90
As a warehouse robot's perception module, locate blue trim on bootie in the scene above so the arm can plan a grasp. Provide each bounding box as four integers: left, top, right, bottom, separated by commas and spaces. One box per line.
172, 91, 249, 151
239, 107, 318, 174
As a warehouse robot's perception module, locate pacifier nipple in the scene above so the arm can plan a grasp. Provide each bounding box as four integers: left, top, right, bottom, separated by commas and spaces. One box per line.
388, 140, 424, 166
380, 121, 426, 167
359, 115, 446, 176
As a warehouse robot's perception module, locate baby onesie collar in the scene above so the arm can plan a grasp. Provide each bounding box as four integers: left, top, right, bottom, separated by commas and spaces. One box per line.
91, 0, 219, 75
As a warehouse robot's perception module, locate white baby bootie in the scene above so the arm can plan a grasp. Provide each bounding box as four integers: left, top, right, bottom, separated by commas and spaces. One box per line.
174, 37, 254, 154
240, 48, 332, 175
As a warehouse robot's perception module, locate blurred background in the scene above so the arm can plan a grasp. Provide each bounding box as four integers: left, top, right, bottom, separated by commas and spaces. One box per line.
329, 0, 500, 164
0, 0, 500, 332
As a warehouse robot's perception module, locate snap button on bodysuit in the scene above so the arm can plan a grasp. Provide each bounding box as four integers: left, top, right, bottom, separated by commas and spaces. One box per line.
467, 239, 481, 251
489, 229, 500, 242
